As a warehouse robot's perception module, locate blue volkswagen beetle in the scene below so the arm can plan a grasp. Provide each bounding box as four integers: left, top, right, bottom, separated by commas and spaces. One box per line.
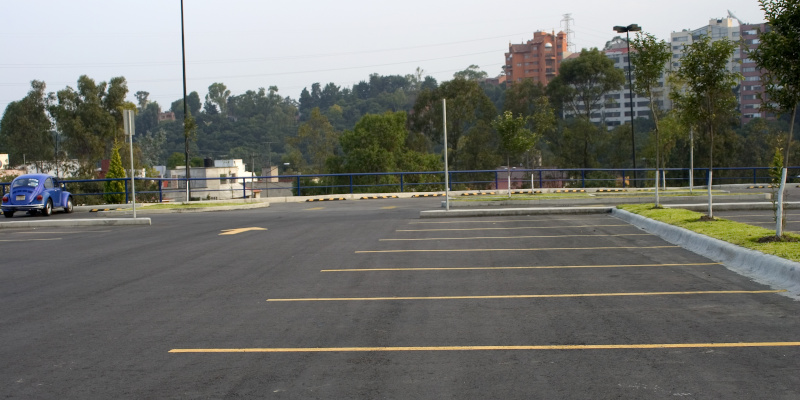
1, 174, 74, 218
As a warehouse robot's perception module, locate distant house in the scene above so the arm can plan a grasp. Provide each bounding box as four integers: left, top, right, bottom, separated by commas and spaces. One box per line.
158, 112, 176, 122
166, 159, 257, 201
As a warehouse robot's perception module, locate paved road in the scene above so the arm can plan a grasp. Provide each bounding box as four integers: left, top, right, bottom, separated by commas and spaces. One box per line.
714, 209, 800, 234
2, 198, 800, 399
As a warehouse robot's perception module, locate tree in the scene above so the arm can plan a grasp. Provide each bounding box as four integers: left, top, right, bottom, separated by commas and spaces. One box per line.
453, 65, 488, 82
631, 32, 672, 206
135, 91, 149, 111
333, 111, 441, 190
137, 128, 167, 167
0, 80, 54, 169
410, 78, 497, 170
206, 82, 231, 116
671, 35, 741, 219
49, 75, 130, 175
503, 79, 546, 117
493, 111, 536, 196
547, 48, 625, 168
104, 143, 126, 204
288, 108, 338, 173
748, 0, 800, 237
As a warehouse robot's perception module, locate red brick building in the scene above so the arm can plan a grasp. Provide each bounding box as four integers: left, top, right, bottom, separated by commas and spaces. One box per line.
503, 31, 569, 85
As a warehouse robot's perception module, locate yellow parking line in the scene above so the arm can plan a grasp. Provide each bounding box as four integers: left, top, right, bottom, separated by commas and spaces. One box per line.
380, 233, 651, 241
398, 225, 628, 232
266, 289, 784, 302
321, 262, 722, 272
0, 238, 62, 242
170, 342, 800, 353
305, 207, 325, 211
355, 246, 678, 253
381, 206, 397, 210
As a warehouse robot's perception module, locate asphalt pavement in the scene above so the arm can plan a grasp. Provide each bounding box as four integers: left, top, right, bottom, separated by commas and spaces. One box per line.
2, 199, 800, 398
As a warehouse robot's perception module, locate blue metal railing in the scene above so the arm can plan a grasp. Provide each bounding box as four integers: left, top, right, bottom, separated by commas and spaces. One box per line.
1, 166, 797, 203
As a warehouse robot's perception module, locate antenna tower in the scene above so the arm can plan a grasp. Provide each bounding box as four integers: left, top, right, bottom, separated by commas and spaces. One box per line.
561, 13, 576, 53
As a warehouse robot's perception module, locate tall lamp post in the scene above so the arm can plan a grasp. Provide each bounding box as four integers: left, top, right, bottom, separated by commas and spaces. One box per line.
613, 24, 641, 187
181, 0, 190, 202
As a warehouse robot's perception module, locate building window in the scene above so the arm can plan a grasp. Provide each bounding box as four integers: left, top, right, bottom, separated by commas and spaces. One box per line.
673, 36, 688, 42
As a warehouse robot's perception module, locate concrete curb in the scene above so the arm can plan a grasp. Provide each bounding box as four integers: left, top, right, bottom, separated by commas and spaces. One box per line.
0, 218, 151, 229
612, 208, 800, 299
443, 194, 772, 208
97, 202, 271, 214
420, 207, 613, 218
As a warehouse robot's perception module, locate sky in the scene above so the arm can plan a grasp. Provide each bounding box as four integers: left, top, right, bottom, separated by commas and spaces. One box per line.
0, 0, 766, 116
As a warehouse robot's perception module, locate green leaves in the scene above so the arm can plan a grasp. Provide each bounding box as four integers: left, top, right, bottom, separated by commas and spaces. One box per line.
103, 143, 126, 204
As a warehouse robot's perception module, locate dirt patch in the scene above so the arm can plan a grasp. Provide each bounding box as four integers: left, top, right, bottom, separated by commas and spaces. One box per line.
698, 215, 716, 222
757, 235, 800, 243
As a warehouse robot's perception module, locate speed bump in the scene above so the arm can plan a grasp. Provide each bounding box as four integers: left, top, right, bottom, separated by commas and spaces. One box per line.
360, 195, 399, 200
596, 189, 626, 192
90, 208, 125, 212
510, 190, 542, 194
553, 189, 585, 193
411, 194, 445, 197
747, 185, 773, 189
461, 192, 496, 196
306, 198, 346, 202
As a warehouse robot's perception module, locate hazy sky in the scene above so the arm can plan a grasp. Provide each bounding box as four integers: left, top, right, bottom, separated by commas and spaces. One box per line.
1, 0, 765, 116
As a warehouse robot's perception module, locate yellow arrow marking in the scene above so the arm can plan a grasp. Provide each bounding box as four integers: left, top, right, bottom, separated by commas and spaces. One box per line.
219, 227, 267, 236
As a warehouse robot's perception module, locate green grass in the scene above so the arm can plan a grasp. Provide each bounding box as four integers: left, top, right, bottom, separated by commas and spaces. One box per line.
618, 204, 800, 262
140, 202, 253, 209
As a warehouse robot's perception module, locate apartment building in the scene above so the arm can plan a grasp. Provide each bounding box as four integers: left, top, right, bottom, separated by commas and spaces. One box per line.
503, 31, 569, 86
563, 37, 665, 129
670, 17, 741, 73
740, 22, 770, 124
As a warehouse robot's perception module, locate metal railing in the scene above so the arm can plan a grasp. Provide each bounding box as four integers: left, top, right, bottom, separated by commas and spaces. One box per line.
1, 166, 797, 204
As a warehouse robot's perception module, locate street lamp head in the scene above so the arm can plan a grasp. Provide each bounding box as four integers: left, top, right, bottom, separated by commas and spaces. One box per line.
613, 24, 642, 33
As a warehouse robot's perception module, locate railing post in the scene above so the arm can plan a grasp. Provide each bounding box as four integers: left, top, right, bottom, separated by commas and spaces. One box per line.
494, 171, 498, 190
158, 179, 163, 203
400, 173, 404, 192
581, 170, 586, 188
448, 171, 453, 190
622, 170, 627, 188
539, 170, 543, 188
124, 179, 128, 204
242, 177, 246, 199
296, 175, 301, 196
753, 168, 757, 185
349, 175, 353, 194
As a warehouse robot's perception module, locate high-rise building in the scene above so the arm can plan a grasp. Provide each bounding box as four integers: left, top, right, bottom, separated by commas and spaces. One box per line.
740, 22, 770, 124
670, 17, 741, 73
503, 31, 569, 85
563, 37, 666, 129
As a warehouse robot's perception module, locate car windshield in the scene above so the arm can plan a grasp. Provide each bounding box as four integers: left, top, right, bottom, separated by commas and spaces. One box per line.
12, 178, 39, 188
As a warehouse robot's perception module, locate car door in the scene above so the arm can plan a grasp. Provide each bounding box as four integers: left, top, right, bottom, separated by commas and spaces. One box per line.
46, 177, 61, 207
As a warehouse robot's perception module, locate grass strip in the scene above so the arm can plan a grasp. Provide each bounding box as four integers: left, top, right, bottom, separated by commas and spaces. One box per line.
618, 204, 800, 263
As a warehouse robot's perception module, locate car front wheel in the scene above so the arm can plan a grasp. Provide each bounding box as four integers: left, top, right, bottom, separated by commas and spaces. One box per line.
2, 211, 13, 218
64, 197, 74, 213
42, 199, 53, 217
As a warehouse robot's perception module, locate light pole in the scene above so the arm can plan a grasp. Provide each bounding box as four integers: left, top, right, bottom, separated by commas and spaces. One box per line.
613, 23, 641, 187
181, 0, 190, 202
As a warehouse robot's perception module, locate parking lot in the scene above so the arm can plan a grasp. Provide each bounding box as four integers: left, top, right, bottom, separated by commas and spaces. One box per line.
1, 199, 799, 398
